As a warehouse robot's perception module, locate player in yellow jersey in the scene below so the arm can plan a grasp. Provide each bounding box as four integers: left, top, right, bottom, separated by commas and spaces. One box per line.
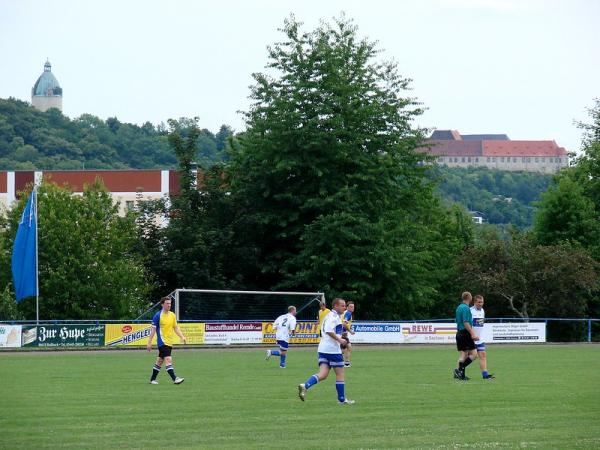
318, 301, 331, 339
341, 301, 355, 367
147, 297, 187, 385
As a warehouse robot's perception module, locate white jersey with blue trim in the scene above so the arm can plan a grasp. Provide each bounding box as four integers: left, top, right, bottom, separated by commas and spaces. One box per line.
273, 313, 297, 342
470, 306, 485, 344
318, 310, 343, 354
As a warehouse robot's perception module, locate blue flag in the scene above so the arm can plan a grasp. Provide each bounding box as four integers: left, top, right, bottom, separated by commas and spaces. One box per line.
12, 189, 38, 302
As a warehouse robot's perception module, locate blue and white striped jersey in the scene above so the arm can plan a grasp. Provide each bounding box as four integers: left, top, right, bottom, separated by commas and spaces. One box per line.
470, 306, 485, 344
318, 310, 343, 354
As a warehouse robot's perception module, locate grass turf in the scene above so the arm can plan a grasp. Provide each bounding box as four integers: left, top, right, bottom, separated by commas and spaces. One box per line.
1, 344, 599, 449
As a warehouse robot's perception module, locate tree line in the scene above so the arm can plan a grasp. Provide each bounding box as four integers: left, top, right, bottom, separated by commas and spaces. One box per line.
0, 98, 233, 169
0, 17, 598, 340
0, 98, 554, 229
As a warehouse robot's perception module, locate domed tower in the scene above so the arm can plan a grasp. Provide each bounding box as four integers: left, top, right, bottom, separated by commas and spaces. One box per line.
31, 60, 63, 112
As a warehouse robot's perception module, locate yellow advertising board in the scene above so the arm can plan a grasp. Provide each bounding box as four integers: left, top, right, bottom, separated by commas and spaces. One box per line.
105, 324, 153, 346
105, 323, 205, 346
262, 321, 319, 344
179, 323, 205, 344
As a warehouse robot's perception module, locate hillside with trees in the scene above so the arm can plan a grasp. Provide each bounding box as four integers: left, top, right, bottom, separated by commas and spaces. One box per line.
0, 98, 554, 229
0, 97, 232, 170
433, 166, 554, 228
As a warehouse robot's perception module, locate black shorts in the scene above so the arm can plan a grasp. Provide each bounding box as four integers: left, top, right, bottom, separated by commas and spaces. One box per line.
456, 330, 475, 351
158, 345, 172, 358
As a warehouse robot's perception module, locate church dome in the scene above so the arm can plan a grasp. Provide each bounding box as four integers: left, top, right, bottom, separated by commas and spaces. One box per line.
32, 60, 62, 97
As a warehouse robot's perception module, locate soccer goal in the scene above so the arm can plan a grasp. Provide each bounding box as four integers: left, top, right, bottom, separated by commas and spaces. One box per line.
172, 289, 325, 321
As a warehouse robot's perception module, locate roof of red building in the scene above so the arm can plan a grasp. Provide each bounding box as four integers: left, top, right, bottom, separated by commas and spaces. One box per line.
44, 170, 162, 192
422, 130, 568, 158
462, 134, 509, 141
420, 138, 568, 158
421, 140, 483, 157
0, 170, 182, 197
483, 141, 567, 157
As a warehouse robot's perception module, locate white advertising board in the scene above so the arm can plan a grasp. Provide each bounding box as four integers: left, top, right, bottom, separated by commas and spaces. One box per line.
203, 322, 263, 345
0, 325, 22, 348
488, 322, 546, 343
351, 322, 403, 344
401, 322, 457, 344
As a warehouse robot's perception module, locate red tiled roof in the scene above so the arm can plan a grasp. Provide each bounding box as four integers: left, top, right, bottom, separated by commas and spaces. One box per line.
44, 170, 162, 192
483, 141, 567, 157
419, 139, 568, 158
421, 140, 482, 157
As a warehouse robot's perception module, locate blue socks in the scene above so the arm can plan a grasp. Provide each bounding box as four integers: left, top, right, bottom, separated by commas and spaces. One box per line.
482, 371, 489, 379
304, 374, 319, 389
302, 375, 346, 402
336, 381, 345, 402
271, 350, 280, 356
280, 355, 286, 367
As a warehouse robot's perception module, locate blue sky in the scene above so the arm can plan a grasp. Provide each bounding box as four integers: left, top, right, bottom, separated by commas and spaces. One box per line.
1, 0, 598, 152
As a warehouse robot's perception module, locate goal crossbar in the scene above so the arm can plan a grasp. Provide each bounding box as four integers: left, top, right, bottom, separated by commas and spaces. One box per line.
173, 289, 325, 320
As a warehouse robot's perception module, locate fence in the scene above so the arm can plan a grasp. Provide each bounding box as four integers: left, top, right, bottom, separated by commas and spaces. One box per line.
0, 317, 598, 349
408, 317, 600, 343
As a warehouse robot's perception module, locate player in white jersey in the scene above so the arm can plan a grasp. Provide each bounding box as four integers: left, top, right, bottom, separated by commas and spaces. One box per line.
265, 306, 297, 368
471, 295, 495, 379
297, 298, 355, 405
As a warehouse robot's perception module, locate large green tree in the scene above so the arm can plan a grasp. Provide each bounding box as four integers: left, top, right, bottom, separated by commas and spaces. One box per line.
569, 98, 600, 209
538, 99, 600, 219
0, 182, 151, 320
533, 176, 600, 253
457, 230, 598, 320
226, 16, 467, 318
531, 99, 600, 319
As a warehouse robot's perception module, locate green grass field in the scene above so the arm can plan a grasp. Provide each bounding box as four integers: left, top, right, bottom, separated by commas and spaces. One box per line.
1, 344, 599, 449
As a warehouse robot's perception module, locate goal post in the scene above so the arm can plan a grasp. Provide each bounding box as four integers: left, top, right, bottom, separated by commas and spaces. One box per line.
173, 289, 326, 322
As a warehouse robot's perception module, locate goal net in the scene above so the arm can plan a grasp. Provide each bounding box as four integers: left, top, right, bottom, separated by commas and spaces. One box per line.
173, 289, 325, 322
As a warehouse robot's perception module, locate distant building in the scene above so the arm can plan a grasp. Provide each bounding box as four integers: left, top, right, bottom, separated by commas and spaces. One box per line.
31, 60, 63, 112
420, 130, 568, 173
0, 170, 180, 216
469, 211, 485, 225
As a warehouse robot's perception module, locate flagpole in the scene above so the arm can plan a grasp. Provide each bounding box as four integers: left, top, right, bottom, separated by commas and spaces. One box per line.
34, 187, 39, 324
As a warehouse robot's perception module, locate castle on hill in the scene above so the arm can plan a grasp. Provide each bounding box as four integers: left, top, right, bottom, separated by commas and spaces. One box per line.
421, 130, 568, 173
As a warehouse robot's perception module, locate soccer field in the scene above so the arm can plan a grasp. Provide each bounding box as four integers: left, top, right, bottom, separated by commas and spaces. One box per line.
1, 345, 599, 449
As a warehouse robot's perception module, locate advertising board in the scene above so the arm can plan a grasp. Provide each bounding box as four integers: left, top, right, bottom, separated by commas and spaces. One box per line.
0, 325, 22, 348
351, 322, 403, 344
262, 321, 320, 344
488, 322, 546, 343
204, 322, 262, 345
22, 325, 105, 347
401, 322, 457, 344
104, 323, 206, 346
104, 324, 154, 346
